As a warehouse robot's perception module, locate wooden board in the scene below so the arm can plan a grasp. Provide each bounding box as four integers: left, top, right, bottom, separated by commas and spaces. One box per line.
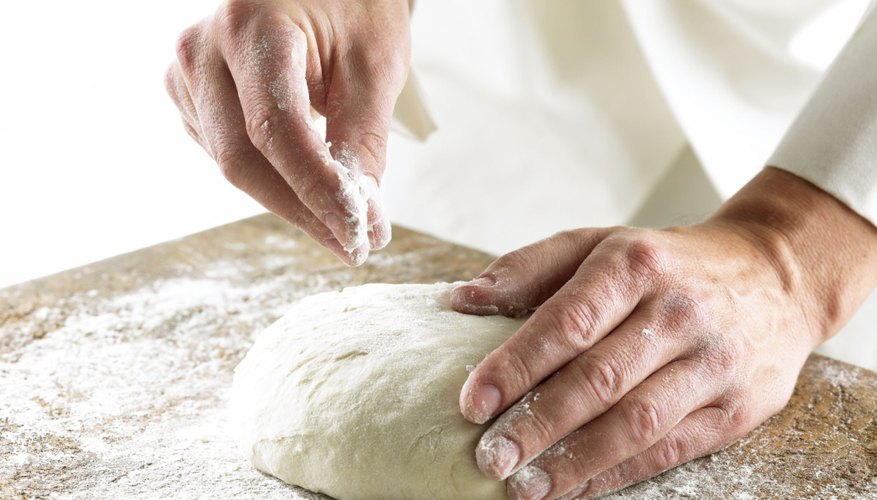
1, 214, 875, 498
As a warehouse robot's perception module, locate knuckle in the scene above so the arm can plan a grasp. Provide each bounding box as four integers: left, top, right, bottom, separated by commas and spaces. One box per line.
243, 104, 277, 151
498, 353, 537, 400
623, 397, 664, 444
355, 129, 389, 168
527, 415, 556, 449
548, 228, 596, 253
175, 25, 204, 73
549, 229, 581, 244
661, 291, 704, 333
215, 0, 258, 40
508, 410, 555, 455
706, 333, 746, 377
720, 397, 754, 434
543, 298, 599, 352
353, 46, 408, 86
623, 236, 667, 278
493, 247, 536, 277
578, 356, 624, 406
652, 435, 683, 472
214, 147, 246, 187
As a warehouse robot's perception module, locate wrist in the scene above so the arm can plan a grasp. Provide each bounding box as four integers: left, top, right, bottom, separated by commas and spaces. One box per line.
706, 167, 877, 345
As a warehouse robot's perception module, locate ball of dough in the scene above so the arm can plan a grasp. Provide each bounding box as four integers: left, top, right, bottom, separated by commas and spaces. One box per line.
230, 283, 526, 499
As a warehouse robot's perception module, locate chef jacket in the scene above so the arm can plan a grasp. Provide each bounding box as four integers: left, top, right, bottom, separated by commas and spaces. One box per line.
383, 0, 877, 369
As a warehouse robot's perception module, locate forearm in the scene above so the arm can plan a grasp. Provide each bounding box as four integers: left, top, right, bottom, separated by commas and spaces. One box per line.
748, 4, 877, 346
710, 167, 877, 345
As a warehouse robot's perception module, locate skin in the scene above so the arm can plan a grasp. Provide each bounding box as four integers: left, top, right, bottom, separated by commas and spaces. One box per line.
167, 2, 877, 498
165, 0, 411, 265
453, 168, 877, 499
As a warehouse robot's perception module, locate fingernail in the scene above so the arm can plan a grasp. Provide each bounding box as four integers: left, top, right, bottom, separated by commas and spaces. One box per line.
477, 434, 520, 479
509, 465, 551, 500
370, 217, 392, 251
467, 382, 501, 424
347, 241, 369, 267
325, 213, 348, 247
362, 175, 392, 251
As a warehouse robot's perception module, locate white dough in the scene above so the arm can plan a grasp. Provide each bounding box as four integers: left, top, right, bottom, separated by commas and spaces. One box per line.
230, 283, 526, 499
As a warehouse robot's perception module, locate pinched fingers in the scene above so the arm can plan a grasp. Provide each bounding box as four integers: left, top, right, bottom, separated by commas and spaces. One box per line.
324, 49, 406, 251
216, 8, 371, 256
164, 62, 203, 142
172, 21, 365, 265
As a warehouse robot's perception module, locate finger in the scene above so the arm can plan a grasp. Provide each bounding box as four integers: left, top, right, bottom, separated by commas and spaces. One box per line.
507, 360, 719, 500
451, 229, 614, 317
360, 173, 392, 251
179, 40, 367, 265
475, 302, 685, 480
460, 237, 660, 424
218, 16, 370, 254
560, 405, 752, 499
181, 118, 206, 149
324, 48, 405, 250
165, 64, 207, 149
165, 62, 201, 132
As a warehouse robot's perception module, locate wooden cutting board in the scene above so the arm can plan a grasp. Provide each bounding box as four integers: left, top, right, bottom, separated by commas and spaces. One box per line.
1, 214, 875, 498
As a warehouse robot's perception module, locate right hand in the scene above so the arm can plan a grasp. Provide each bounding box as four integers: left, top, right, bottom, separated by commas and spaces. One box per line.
165, 0, 411, 265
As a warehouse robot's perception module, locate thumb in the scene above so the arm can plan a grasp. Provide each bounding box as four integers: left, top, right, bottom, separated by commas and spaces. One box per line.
325, 67, 401, 251
451, 229, 614, 317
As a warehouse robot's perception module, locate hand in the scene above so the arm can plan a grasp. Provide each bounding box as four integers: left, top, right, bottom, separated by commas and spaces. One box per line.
452, 168, 877, 499
165, 0, 410, 265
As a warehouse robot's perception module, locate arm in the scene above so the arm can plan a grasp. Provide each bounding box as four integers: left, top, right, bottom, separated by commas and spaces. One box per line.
453, 169, 877, 499
165, 0, 411, 266
452, 6, 877, 496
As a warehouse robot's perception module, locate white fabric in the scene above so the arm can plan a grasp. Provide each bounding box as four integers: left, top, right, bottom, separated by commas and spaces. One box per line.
384, 0, 877, 370
387, 0, 873, 253
386, 1, 685, 254
769, 3, 877, 222
620, 0, 835, 199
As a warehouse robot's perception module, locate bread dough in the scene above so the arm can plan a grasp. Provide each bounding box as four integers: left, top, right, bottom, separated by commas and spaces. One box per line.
229, 283, 526, 499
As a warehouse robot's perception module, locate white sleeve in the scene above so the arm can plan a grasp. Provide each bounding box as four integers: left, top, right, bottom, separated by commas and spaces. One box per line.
769, 3, 877, 225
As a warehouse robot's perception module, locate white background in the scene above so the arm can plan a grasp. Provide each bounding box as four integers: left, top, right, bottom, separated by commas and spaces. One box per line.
0, 0, 266, 288
0, 0, 866, 288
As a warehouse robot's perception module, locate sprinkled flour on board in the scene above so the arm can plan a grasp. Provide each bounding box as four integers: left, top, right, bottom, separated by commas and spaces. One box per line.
1, 215, 875, 499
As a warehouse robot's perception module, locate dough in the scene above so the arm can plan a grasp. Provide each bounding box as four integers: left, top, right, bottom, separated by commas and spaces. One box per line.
229, 283, 525, 499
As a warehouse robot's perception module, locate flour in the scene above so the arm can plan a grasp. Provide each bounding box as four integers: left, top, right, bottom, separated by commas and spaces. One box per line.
2, 218, 875, 499
325, 143, 371, 256
0, 252, 330, 499
250, 27, 372, 257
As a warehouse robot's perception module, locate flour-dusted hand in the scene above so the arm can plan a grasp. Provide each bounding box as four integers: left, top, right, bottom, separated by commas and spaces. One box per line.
165, 0, 409, 265
452, 168, 877, 499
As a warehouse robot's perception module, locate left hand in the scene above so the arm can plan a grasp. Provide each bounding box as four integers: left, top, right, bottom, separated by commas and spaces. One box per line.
452, 168, 877, 499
